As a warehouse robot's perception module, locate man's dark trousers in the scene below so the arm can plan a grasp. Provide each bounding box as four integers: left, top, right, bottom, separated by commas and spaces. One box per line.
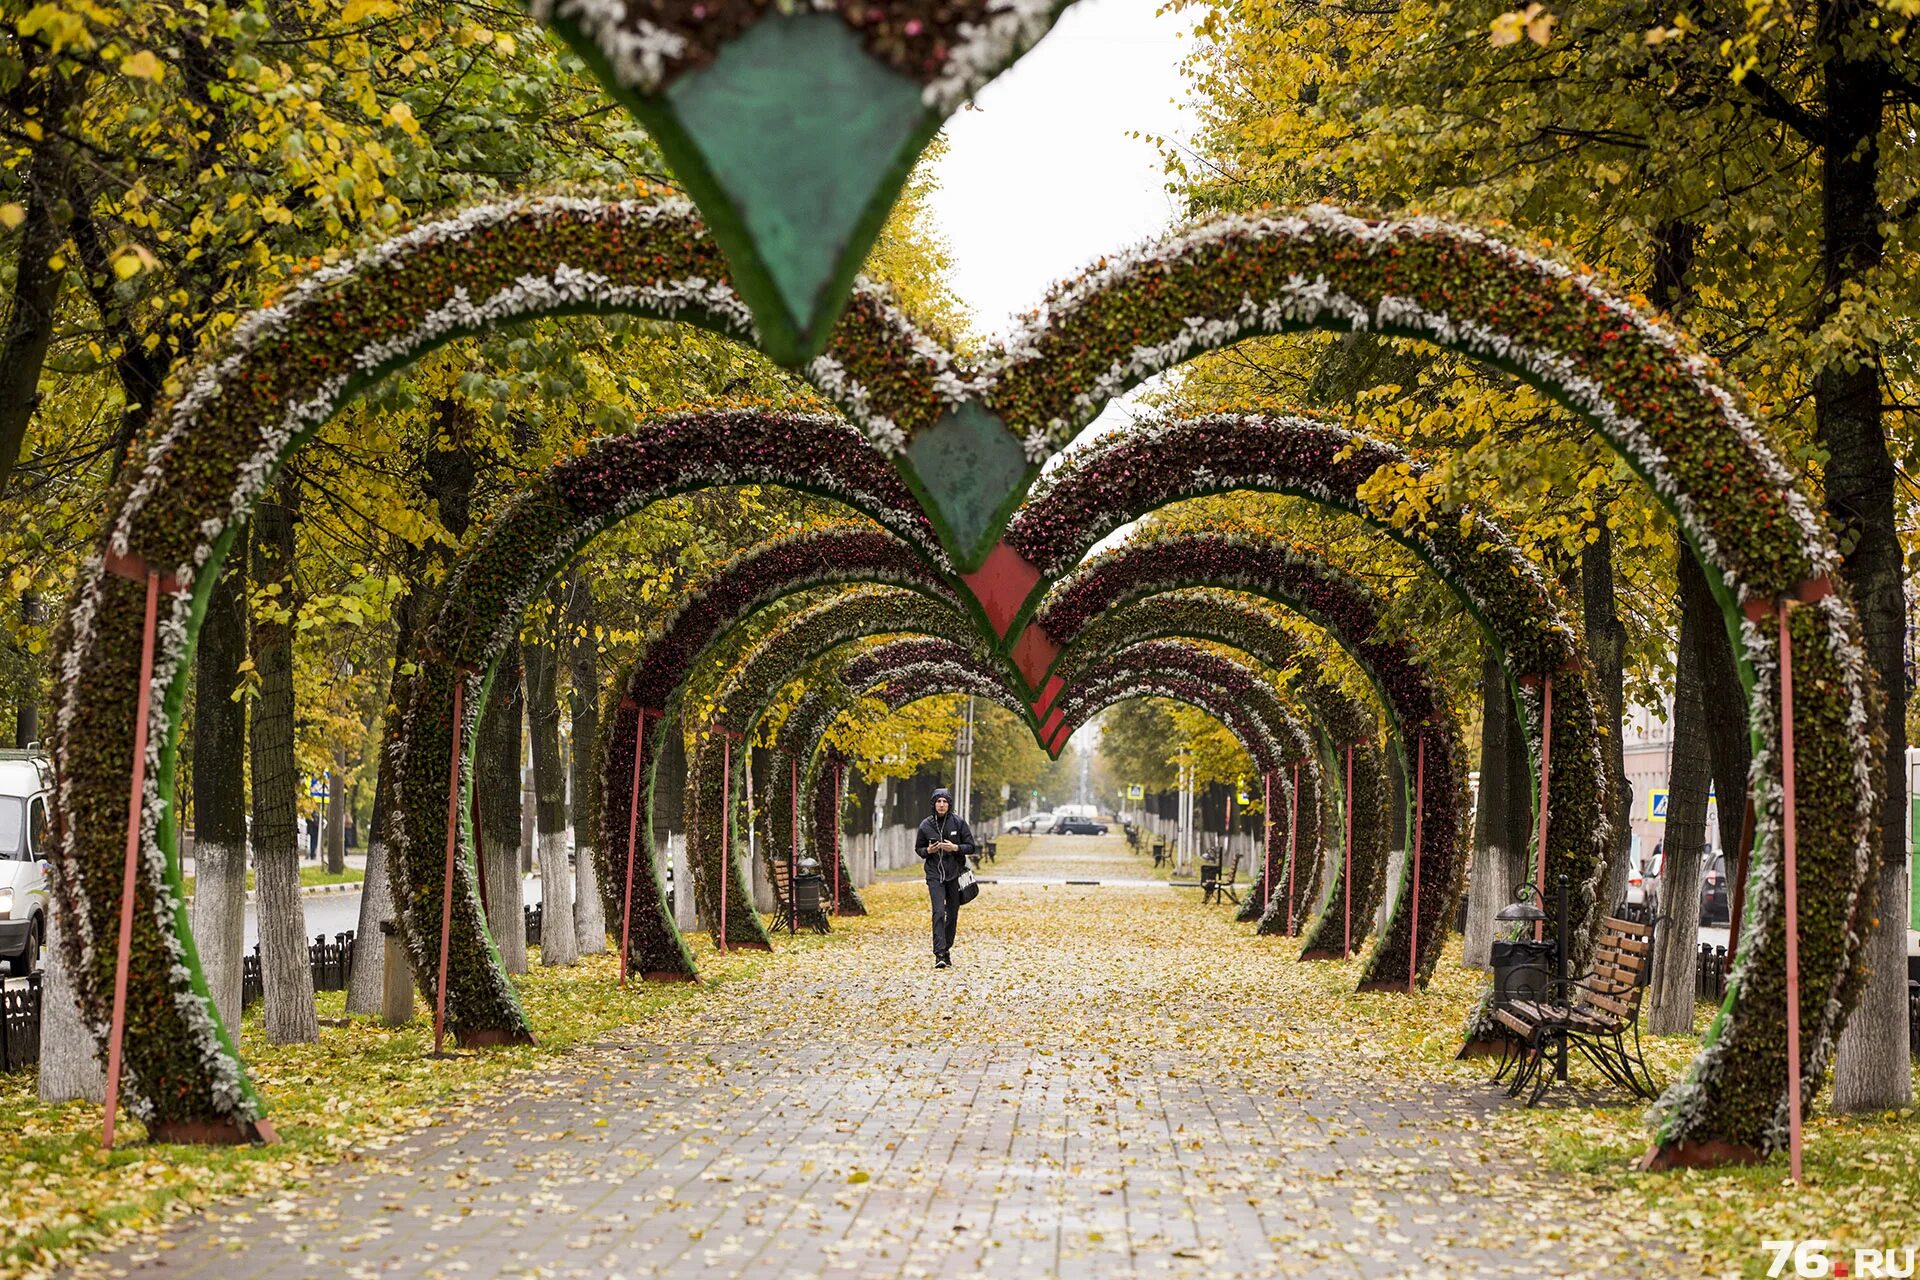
927, 870, 962, 959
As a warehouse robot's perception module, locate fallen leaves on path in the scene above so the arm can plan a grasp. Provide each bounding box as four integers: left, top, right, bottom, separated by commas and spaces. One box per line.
8, 834, 1916, 1280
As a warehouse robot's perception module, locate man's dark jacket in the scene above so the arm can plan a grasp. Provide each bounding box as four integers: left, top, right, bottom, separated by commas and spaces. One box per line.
916, 810, 975, 882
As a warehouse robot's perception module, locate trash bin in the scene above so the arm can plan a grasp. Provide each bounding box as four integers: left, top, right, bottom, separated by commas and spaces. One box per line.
1490, 938, 1555, 1005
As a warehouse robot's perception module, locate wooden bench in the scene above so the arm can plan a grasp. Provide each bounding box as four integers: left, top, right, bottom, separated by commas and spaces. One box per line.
1490, 914, 1658, 1105
1200, 856, 1240, 905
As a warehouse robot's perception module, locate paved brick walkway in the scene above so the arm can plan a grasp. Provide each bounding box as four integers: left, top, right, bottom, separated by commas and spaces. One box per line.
76, 836, 1677, 1279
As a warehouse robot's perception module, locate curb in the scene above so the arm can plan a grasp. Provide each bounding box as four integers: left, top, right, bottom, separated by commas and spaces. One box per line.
241, 880, 365, 905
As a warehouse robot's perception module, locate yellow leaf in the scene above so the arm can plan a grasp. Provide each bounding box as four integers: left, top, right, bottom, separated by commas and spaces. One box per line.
110, 247, 155, 279
120, 50, 164, 80
0, 203, 24, 230
845, 1170, 869, 1184
343, 0, 400, 20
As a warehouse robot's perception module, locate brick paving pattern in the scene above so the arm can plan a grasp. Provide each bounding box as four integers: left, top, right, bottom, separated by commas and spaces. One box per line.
76, 835, 1680, 1279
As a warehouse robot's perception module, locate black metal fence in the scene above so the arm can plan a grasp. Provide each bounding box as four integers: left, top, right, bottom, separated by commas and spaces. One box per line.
1699, 943, 1920, 1060
241, 931, 357, 1008
1, 901, 560, 1072
1696, 943, 1729, 1003
0, 974, 41, 1073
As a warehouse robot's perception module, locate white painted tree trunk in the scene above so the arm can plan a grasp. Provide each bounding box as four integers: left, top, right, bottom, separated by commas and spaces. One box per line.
345, 831, 394, 1015
537, 829, 577, 965
188, 838, 247, 1028
670, 834, 698, 931
573, 841, 605, 955
37, 903, 103, 1103
1462, 845, 1507, 970
1832, 875, 1915, 1110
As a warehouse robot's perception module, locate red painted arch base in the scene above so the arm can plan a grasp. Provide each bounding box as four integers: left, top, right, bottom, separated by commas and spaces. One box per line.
1356, 978, 1421, 994
1637, 1138, 1765, 1171
1297, 948, 1347, 962
642, 970, 699, 983
148, 1116, 279, 1145
1455, 1038, 1508, 1059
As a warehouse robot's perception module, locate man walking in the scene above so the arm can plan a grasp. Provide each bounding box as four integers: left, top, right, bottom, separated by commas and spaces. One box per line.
916, 787, 974, 969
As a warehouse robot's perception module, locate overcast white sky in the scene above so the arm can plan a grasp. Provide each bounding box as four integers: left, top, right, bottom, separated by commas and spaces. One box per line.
927, 0, 1197, 338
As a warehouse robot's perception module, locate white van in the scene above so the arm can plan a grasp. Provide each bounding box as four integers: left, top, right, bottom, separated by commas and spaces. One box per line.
0, 750, 51, 976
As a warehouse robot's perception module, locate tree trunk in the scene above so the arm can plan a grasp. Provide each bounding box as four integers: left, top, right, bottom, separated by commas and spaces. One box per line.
249, 476, 317, 1043
565, 570, 607, 954
325, 746, 346, 874
1581, 519, 1633, 913
1819, 25, 1911, 1113
0, 61, 75, 495
351, 438, 477, 1010
1648, 535, 1713, 1034
1464, 645, 1512, 968
349, 591, 416, 1020
525, 609, 576, 966
478, 641, 527, 973
190, 548, 249, 1029
14, 593, 42, 747
37, 891, 104, 1103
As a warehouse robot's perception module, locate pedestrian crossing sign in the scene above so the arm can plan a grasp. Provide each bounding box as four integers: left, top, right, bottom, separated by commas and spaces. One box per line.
1126, 783, 1144, 800
1649, 789, 1669, 821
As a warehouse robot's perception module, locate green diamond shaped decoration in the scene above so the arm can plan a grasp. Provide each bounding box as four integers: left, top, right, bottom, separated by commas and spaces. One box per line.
540, 1, 1084, 365
660, 15, 929, 361
904, 404, 1034, 572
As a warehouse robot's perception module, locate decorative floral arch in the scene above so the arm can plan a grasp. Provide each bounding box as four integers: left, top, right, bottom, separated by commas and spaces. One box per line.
1059, 589, 1383, 936
1047, 640, 1319, 889
1003, 414, 1608, 958
1050, 638, 1327, 894
1039, 534, 1467, 990
933, 205, 1873, 1159
770, 638, 1032, 914
672, 587, 986, 951
755, 636, 1015, 926
51, 179, 1873, 1157
377, 412, 962, 1041
594, 554, 978, 982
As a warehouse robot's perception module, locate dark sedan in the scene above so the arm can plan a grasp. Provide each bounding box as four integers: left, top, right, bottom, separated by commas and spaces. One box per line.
1050, 818, 1109, 836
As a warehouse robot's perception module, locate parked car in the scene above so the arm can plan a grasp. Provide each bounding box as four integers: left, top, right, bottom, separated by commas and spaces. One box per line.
1008, 811, 1055, 834
1699, 851, 1731, 926
0, 750, 52, 976
1626, 841, 1659, 906
1050, 817, 1109, 836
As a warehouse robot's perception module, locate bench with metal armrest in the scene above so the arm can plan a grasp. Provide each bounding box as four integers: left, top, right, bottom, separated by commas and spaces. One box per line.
1199, 856, 1240, 905
1491, 914, 1658, 1105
